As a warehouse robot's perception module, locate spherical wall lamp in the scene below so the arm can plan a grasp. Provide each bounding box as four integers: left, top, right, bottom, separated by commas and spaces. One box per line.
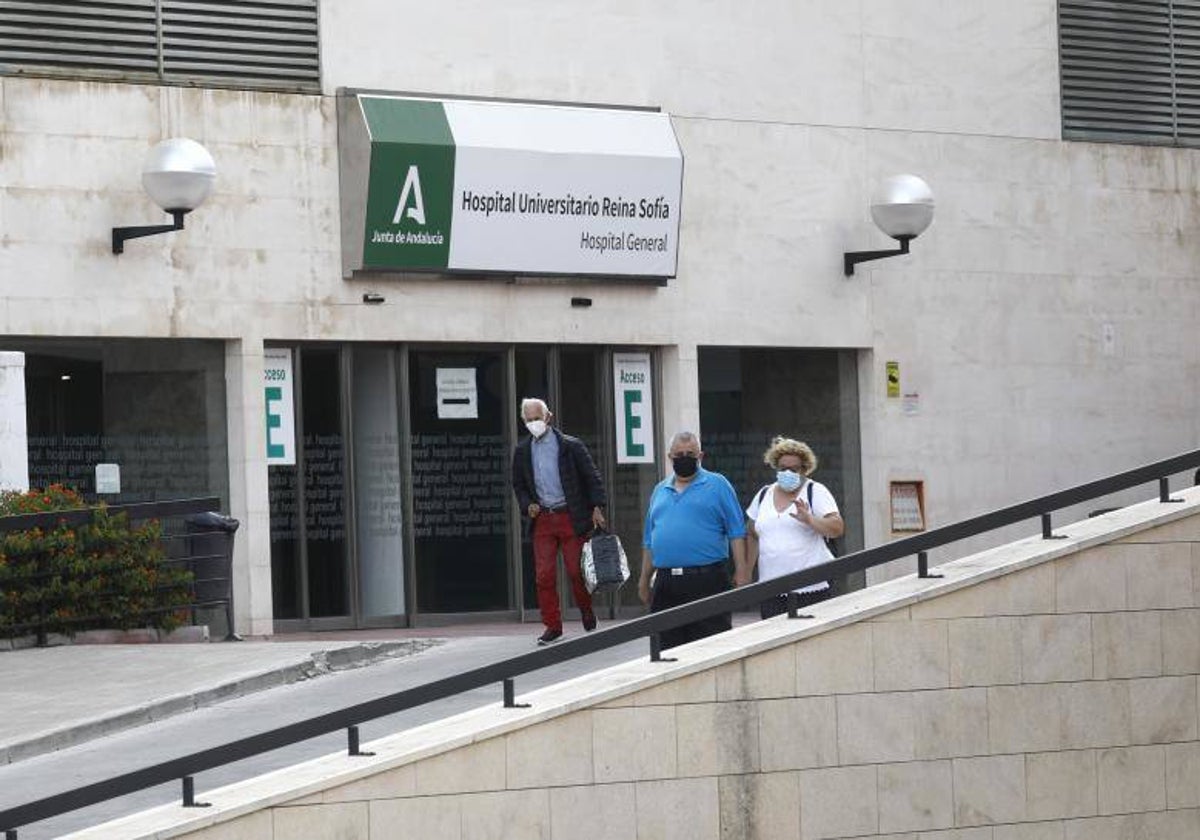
112, 138, 216, 254
843, 174, 935, 276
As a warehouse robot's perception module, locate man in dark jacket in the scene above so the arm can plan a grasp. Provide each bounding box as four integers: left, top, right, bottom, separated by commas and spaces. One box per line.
511, 397, 607, 645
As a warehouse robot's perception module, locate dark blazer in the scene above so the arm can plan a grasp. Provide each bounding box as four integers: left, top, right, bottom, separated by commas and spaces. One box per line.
512, 428, 607, 536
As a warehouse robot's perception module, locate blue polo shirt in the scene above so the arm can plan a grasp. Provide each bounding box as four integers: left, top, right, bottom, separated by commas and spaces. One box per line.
643, 467, 746, 567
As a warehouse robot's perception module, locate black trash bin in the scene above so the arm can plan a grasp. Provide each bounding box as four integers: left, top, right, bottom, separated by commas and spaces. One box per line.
184, 512, 241, 641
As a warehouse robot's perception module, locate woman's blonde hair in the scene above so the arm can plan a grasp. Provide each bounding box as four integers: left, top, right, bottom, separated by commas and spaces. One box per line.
762, 436, 818, 475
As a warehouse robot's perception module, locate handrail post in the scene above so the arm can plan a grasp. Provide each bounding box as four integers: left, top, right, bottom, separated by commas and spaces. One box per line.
503, 678, 530, 708
1040, 513, 1064, 540
181, 776, 209, 808
917, 551, 943, 579
786, 591, 814, 619
1160, 477, 1183, 503
347, 725, 374, 756
1041, 513, 1067, 539
650, 633, 676, 662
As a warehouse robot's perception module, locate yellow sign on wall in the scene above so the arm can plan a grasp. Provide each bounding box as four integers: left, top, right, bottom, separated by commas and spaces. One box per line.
886, 361, 900, 398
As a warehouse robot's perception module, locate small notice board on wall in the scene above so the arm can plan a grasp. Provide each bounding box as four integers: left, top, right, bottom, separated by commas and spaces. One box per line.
436, 368, 478, 419
890, 481, 926, 532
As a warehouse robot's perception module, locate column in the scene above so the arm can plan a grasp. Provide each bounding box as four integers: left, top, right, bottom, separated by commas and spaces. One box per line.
658, 342, 700, 445
0, 351, 30, 492
225, 338, 274, 636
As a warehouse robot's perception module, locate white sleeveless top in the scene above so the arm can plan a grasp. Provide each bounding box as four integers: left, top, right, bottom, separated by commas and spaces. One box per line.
746, 479, 838, 594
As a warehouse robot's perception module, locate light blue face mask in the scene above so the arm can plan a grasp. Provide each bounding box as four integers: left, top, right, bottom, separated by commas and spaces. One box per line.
776, 469, 802, 492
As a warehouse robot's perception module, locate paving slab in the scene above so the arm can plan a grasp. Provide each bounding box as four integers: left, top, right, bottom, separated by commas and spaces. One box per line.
0, 618, 649, 839
0, 638, 441, 764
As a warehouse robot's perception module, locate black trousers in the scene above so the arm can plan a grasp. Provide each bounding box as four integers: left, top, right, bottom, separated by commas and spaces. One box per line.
759, 586, 832, 620
650, 563, 731, 650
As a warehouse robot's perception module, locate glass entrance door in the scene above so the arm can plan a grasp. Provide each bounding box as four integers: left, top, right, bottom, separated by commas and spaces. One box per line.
269, 346, 351, 625
351, 347, 405, 621
302, 348, 349, 618
408, 349, 511, 614
513, 346, 610, 621
512, 346, 659, 619
556, 348, 608, 618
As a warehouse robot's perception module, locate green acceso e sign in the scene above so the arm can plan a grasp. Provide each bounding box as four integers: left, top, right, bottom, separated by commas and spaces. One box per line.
337, 94, 684, 280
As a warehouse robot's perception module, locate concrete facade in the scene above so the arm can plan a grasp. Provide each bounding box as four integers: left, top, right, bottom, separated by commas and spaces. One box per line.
59, 489, 1200, 839
1, 0, 1198, 631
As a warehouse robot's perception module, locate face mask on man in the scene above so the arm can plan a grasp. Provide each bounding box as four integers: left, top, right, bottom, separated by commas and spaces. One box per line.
525, 419, 548, 438
671, 454, 699, 478
776, 469, 802, 492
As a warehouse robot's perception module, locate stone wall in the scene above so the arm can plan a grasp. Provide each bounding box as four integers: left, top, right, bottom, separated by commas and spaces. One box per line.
63, 489, 1200, 839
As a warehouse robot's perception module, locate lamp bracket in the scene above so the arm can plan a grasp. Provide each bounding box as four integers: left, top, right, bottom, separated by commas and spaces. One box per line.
112, 209, 188, 255
843, 235, 913, 276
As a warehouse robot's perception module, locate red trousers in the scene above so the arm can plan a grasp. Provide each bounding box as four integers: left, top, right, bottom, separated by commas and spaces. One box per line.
533, 510, 592, 631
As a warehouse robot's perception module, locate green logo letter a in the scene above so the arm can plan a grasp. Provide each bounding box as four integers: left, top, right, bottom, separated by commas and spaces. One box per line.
393, 165, 426, 225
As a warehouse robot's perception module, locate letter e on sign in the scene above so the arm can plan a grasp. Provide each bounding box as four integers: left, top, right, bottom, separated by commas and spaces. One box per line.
264, 348, 296, 466
613, 353, 654, 464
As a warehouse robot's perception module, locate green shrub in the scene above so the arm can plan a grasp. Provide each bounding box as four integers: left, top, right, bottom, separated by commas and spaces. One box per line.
0, 485, 194, 640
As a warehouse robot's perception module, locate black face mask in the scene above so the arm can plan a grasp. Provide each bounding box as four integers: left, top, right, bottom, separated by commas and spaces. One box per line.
671, 454, 699, 478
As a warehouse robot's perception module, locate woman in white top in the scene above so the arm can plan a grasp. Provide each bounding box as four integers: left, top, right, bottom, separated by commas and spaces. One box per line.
745, 437, 845, 619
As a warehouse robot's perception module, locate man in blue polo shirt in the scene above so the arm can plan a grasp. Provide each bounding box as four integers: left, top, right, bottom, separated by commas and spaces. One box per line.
638, 430, 749, 649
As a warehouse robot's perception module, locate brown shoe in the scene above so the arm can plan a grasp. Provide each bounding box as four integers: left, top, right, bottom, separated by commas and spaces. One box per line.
582, 609, 597, 632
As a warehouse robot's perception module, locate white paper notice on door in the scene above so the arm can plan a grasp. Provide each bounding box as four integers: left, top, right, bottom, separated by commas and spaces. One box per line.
436, 367, 478, 419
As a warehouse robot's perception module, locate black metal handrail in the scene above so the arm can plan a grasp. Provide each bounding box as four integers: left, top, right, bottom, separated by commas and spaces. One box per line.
0, 497, 220, 535
2, 453, 1199, 835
